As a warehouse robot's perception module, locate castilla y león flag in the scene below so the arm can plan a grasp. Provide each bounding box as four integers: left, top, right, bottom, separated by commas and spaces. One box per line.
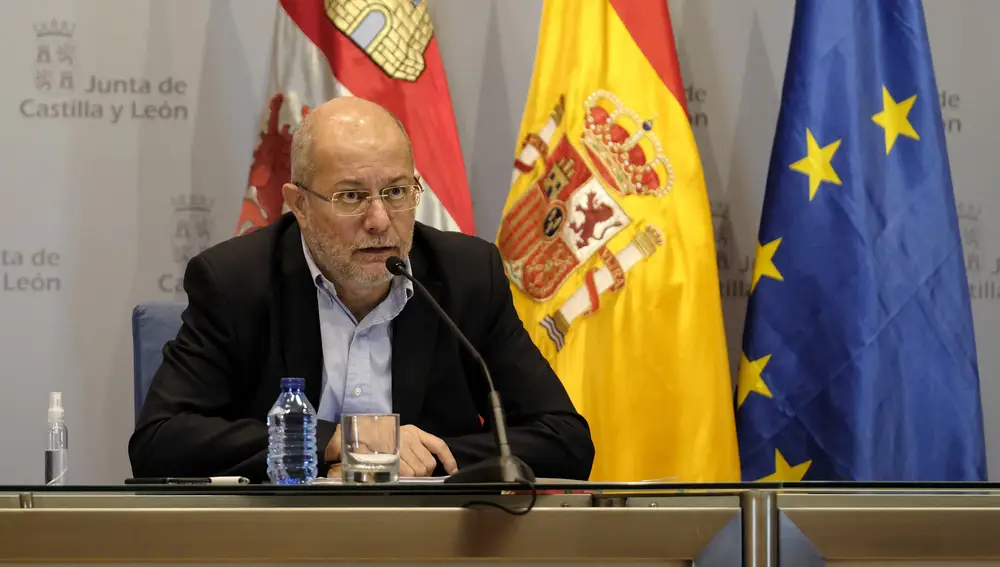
234, 0, 475, 236
498, 0, 739, 481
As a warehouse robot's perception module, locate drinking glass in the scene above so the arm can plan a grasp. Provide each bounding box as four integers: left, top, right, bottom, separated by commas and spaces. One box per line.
340, 413, 400, 483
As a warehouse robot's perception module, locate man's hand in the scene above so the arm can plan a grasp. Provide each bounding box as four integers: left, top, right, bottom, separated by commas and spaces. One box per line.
325, 424, 342, 463
399, 425, 458, 477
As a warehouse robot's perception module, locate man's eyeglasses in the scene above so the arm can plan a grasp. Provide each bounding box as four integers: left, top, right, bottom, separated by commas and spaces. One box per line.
295, 182, 424, 216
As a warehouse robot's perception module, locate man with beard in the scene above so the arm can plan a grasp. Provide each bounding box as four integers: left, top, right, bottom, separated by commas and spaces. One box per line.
128, 97, 595, 482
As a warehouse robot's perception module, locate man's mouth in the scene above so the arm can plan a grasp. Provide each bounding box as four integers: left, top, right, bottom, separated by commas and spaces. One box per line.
356, 246, 396, 255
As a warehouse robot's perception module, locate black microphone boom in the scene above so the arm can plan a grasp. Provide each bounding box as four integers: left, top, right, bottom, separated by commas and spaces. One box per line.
385, 256, 534, 484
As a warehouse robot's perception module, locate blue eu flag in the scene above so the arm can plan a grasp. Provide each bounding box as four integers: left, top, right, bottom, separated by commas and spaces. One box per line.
736, 0, 987, 481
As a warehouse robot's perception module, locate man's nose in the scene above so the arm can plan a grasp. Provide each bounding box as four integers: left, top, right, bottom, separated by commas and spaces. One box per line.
362, 198, 392, 232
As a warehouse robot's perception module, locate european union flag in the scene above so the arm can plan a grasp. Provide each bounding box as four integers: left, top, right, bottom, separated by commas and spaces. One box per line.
736, 0, 987, 482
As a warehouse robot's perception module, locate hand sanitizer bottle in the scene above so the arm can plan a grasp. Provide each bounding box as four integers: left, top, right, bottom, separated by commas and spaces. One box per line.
45, 392, 68, 485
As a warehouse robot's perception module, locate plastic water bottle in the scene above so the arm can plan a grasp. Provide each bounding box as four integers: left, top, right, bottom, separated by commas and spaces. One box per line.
266, 377, 318, 484
45, 392, 68, 485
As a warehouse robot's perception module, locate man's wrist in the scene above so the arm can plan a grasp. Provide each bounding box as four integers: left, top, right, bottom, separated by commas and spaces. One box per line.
324, 424, 342, 462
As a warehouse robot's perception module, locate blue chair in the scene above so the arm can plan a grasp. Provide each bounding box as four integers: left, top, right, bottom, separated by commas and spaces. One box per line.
131, 302, 185, 422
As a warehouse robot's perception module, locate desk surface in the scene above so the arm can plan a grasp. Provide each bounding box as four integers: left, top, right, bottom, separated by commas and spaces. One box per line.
0, 484, 744, 564
5, 479, 1000, 493
1, 483, 1000, 564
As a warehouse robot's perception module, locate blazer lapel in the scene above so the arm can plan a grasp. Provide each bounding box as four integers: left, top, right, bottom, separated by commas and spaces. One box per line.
272, 220, 324, 407
391, 233, 441, 424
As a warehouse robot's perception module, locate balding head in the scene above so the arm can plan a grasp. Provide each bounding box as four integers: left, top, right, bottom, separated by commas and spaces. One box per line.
290, 97, 413, 187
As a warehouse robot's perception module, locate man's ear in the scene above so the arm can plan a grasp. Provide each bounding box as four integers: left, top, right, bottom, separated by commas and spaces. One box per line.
282, 183, 307, 220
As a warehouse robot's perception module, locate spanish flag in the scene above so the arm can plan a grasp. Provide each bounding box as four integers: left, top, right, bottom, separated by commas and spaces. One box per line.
498, 0, 739, 481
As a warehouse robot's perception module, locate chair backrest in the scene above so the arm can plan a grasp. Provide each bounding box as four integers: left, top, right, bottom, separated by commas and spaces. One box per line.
131, 301, 185, 422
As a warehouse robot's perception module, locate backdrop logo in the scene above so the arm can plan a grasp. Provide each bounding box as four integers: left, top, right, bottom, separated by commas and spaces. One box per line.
160, 194, 214, 295
956, 200, 1000, 301
712, 201, 750, 299
22, 19, 190, 124
34, 19, 76, 93
959, 201, 982, 273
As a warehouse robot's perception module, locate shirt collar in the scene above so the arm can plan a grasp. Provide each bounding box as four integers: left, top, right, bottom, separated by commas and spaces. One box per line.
300, 233, 414, 300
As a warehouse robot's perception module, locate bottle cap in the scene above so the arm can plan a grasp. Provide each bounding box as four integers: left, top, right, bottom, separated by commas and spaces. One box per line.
280, 377, 305, 391
48, 391, 65, 423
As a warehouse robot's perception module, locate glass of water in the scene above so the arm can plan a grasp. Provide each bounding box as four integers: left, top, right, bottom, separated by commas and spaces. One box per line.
340, 413, 400, 483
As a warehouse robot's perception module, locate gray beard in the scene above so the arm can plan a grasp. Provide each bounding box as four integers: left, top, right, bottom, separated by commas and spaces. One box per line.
306, 231, 393, 288
300, 217, 412, 289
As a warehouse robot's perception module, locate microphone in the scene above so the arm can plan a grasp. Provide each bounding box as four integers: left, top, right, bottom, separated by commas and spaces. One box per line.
385, 256, 534, 484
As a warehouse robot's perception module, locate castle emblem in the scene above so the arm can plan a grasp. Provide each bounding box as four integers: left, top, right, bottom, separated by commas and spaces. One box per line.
326, 0, 433, 81
498, 91, 672, 349
171, 194, 214, 266
33, 19, 76, 93
957, 201, 982, 274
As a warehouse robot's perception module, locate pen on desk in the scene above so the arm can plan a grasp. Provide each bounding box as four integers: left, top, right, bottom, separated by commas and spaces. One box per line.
124, 476, 250, 485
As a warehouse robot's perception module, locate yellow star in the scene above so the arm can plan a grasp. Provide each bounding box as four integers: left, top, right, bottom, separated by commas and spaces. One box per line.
789, 129, 842, 200
871, 85, 919, 155
737, 352, 773, 408
751, 238, 784, 293
756, 449, 812, 482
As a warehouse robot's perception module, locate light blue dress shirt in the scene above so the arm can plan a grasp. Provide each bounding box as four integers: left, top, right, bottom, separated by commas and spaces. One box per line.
300, 236, 413, 424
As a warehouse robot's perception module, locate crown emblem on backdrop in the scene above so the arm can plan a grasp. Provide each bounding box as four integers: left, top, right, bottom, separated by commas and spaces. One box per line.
957, 202, 981, 221
34, 19, 75, 38
580, 90, 674, 197
172, 194, 214, 212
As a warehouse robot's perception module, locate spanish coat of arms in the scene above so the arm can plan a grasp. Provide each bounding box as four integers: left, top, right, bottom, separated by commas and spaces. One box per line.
497, 90, 673, 350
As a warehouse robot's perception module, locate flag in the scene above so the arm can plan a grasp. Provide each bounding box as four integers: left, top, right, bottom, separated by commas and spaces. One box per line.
736, 0, 987, 482
234, 0, 475, 236
497, 0, 739, 482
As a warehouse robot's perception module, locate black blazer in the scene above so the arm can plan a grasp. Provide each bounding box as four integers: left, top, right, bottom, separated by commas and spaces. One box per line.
128, 213, 594, 482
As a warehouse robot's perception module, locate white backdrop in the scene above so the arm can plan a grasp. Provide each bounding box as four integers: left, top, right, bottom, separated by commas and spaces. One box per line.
0, 0, 995, 484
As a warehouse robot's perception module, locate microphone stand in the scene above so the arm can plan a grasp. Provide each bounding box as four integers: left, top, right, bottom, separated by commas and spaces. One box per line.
385, 256, 535, 485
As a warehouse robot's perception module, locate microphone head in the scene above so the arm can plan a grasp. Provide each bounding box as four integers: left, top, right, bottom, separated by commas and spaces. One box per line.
385, 256, 407, 276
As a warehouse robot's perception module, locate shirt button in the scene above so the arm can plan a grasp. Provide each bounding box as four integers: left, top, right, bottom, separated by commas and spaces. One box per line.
352, 387, 362, 397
